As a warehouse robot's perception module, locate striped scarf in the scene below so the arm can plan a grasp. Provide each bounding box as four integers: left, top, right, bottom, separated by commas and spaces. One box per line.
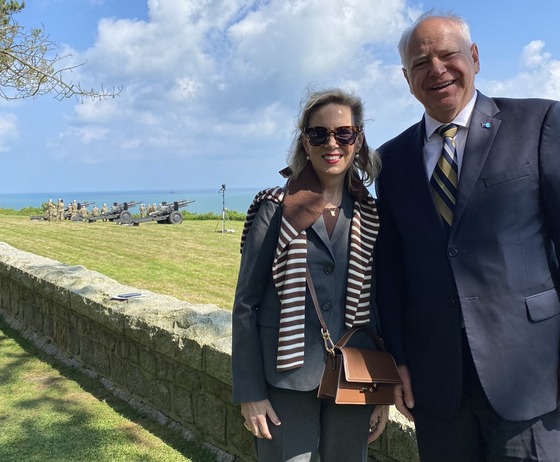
240, 164, 379, 371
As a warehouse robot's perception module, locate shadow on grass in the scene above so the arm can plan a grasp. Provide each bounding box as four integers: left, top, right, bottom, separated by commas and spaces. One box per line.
0, 316, 218, 462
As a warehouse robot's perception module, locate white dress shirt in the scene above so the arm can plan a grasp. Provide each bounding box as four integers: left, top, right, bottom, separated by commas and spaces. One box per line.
423, 92, 478, 181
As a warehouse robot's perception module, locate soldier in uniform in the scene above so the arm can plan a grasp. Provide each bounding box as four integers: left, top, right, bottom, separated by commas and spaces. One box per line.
101, 203, 108, 221
71, 200, 78, 220
45, 199, 56, 221
79, 204, 88, 221
56, 199, 64, 221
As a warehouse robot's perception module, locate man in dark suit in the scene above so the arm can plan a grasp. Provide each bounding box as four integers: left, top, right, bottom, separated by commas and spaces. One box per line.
375, 12, 560, 461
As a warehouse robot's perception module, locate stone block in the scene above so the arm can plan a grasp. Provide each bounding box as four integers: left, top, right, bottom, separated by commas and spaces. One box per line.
139, 348, 157, 375
92, 342, 111, 377
175, 336, 204, 370
175, 367, 203, 393
127, 362, 150, 396
150, 379, 172, 414
204, 340, 232, 385
54, 319, 68, 348
195, 394, 227, 445
173, 384, 195, 424
110, 355, 128, 386
155, 355, 175, 382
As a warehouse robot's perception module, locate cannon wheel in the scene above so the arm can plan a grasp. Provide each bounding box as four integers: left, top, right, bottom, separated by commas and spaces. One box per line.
168, 211, 183, 225
119, 210, 132, 222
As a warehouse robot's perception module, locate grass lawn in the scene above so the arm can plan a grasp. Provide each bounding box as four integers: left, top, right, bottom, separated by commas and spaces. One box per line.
0, 215, 244, 310
0, 316, 218, 462
0, 214, 245, 461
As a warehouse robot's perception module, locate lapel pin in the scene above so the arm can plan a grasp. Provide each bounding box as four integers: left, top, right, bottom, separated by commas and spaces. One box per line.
481, 122, 491, 129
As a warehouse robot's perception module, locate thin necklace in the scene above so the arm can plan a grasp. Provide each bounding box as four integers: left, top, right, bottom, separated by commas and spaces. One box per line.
324, 206, 340, 217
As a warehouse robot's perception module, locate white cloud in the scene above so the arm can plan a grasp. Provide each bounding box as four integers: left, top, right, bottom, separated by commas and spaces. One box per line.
479, 40, 560, 100
521, 40, 550, 68
0, 114, 19, 153
18, 0, 559, 193
58, 0, 411, 163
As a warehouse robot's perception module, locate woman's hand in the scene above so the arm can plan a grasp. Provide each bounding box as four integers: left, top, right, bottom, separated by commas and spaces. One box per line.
240, 399, 281, 439
367, 404, 389, 443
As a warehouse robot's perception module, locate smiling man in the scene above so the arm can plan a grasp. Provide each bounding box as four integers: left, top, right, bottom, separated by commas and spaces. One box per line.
375, 11, 560, 462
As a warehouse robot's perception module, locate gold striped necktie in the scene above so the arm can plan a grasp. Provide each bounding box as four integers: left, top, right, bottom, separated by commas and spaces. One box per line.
430, 124, 458, 229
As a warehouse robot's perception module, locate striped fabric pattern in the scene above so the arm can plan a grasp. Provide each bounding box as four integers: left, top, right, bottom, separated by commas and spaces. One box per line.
430, 124, 459, 229
240, 181, 379, 372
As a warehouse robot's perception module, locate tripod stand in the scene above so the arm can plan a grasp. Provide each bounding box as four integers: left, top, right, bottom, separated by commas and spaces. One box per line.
215, 184, 235, 233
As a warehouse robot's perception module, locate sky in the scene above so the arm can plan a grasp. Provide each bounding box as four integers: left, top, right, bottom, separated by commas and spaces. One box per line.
2, 0, 559, 194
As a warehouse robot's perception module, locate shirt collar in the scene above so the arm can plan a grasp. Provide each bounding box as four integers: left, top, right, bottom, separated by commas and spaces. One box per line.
424, 92, 478, 141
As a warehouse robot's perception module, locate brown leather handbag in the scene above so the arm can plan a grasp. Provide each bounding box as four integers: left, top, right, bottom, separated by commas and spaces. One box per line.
306, 271, 402, 405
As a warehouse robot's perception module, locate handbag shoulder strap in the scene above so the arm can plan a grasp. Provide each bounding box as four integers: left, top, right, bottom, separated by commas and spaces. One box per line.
306, 268, 336, 354
306, 268, 328, 331
335, 326, 387, 352
306, 267, 386, 353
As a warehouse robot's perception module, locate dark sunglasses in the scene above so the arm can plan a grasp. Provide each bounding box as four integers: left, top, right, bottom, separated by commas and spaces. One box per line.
305, 126, 360, 146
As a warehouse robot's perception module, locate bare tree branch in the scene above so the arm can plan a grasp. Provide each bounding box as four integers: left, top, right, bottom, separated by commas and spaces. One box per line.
0, 1, 122, 101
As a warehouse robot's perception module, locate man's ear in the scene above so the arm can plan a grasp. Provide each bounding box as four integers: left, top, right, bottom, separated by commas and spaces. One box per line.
471, 43, 481, 74
402, 67, 410, 85
402, 67, 414, 95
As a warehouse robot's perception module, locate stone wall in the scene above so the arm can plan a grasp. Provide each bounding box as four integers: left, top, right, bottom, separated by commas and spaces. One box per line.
0, 242, 418, 462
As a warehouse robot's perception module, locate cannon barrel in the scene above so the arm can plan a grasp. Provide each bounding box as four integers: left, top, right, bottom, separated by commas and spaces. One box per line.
159, 199, 195, 211
109, 201, 140, 212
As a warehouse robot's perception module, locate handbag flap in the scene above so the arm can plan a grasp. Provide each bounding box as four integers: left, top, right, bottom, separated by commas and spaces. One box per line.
339, 347, 402, 384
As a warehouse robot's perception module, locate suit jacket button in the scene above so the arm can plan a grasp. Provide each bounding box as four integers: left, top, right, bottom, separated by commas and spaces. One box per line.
448, 248, 458, 258
324, 265, 334, 275
321, 302, 332, 311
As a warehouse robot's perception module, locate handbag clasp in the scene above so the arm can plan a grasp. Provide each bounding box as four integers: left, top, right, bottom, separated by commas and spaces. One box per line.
321, 328, 335, 355
361, 384, 378, 393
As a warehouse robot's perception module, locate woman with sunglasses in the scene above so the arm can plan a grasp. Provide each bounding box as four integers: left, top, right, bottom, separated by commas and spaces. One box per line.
232, 88, 388, 461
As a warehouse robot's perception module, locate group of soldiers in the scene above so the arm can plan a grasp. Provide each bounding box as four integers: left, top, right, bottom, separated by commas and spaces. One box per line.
139, 203, 164, 218
42, 200, 169, 222
43, 199, 109, 221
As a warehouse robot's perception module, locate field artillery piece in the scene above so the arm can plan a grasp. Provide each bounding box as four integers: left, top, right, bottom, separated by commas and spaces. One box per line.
88, 201, 140, 223
65, 201, 96, 221
129, 199, 194, 226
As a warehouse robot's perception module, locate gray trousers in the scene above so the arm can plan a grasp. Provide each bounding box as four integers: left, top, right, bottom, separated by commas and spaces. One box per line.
254, 385, 374, 462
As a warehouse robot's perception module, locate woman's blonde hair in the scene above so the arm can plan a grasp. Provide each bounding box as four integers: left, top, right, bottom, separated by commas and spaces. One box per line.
287, 87, 381, 187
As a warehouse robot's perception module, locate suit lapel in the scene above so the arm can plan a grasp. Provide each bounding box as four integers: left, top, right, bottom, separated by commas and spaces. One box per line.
453, 93, 501, 229
404, 119, 448, 239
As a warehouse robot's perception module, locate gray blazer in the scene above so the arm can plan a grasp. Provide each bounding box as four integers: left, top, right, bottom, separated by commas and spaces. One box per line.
232, 191, 378, 403
375, 91, 560, 421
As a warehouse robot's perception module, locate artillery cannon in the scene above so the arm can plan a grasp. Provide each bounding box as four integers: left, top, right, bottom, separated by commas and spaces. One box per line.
129, 199, 194, 226
88, 201, 140, 223
64, 201, 96, 220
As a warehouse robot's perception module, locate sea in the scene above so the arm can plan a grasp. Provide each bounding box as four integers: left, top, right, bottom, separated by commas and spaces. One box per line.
0, 188, 261, 215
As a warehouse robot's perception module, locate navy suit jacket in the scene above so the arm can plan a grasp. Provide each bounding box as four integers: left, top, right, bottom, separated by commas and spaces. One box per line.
375, 91, 560, 420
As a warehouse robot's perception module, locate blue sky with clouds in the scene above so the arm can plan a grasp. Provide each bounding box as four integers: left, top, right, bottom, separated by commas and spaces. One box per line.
2, 0, 559, 194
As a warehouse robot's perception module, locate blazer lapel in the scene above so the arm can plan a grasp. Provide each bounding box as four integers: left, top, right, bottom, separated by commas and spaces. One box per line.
453, 92, 501, 229
310, 193, 352, 260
